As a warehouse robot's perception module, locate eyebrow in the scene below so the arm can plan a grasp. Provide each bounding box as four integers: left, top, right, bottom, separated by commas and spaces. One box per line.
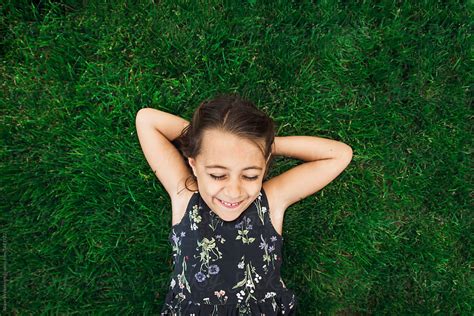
205, 164, 263, 171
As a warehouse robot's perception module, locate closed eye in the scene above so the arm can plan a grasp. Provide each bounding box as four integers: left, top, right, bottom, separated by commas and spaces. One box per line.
210, 175, 258, 181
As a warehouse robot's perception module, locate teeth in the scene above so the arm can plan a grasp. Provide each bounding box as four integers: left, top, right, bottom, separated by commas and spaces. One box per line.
220, 199, 239, 206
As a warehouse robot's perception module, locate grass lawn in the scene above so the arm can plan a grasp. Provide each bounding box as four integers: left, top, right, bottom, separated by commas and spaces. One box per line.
1, 0, 471, 314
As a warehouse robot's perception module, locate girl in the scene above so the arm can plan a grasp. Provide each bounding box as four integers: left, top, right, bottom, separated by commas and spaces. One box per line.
135, 94, 353, 315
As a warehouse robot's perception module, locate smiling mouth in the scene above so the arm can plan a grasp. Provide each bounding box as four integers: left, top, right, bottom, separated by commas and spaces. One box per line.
217, 198, 243, 208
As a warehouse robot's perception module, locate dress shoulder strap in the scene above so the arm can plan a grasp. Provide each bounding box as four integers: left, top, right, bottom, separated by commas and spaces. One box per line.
171, 191, 199, 230
254, 187, 271, 225
259, 187, 284, 240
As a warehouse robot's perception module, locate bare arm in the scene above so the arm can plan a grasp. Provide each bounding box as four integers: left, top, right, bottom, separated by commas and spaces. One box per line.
264, 135, 352, 212
137, 108, 190, 142
135, 108, 192, 199
272, 135, 352, 161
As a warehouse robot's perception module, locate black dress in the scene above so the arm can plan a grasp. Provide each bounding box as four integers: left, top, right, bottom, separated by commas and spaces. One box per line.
160, 187, 298, 315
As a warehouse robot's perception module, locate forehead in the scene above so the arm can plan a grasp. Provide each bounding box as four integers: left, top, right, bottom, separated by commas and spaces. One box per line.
198, 129, 265, 169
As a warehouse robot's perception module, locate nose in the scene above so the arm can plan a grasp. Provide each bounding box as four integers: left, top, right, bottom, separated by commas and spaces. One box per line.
224, 179, 242, 201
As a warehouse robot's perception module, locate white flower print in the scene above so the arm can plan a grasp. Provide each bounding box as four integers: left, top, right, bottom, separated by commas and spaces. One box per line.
237, 255, 245, 269
270, 235, 277, 242
253, 272, 262, 284
255, 191, 267, 224
189, 204, 201, 231
232, 261, 260, 304
257, 291, 279, 310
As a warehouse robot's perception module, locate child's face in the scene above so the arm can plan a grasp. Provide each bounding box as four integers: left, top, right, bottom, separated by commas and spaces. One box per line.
188, 129, 267, 222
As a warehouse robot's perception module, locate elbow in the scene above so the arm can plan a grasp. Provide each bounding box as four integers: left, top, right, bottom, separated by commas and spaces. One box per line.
136, 108, 152, 125
345, 145, 353, 157
340, 145, 353, 162
136, 107, 149, 118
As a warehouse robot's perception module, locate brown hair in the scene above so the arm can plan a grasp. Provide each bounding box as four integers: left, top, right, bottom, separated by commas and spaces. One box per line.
172, 93, 277, 194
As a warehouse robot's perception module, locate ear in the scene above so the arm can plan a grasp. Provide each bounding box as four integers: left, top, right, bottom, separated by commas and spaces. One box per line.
188, 157, 197, 176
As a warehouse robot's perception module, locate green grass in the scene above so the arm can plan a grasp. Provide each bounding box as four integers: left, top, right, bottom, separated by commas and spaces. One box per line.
1, 0, 471, 314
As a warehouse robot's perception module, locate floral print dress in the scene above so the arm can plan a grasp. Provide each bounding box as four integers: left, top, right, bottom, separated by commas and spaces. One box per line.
160, 188, 297, 316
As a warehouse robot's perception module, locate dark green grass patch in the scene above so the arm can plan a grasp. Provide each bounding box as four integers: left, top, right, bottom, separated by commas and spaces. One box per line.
2, 0, 471, 314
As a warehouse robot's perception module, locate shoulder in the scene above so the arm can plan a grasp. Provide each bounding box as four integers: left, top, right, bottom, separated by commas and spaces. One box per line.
171, 186, 198, 226
262, 181, 287, 219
